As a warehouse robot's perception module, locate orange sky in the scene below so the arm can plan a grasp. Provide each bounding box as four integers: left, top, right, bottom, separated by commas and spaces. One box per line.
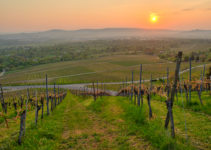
0, 0, 211, 33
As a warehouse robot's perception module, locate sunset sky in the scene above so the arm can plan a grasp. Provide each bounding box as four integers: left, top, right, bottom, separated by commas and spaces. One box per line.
1, 0, 211, 33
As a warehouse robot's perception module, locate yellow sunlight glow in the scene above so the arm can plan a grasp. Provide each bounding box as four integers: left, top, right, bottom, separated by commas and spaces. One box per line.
150, 13, 158, 23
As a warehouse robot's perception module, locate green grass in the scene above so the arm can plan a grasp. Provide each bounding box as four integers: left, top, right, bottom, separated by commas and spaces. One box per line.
149, 99, 211, 149
1, 92, 210, 149
88, 96, 194, 150
151, 91, 211, 115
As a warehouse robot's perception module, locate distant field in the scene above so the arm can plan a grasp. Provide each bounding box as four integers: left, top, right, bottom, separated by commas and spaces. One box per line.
0, 54, 209, 86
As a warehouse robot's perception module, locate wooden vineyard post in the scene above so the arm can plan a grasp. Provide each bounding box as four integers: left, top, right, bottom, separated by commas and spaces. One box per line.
123, 80, 125, 96
13, 101, 17, 110
202, 64, 206, 91
183, 80, 189, 103
4, 103, 7, 114
131, 71, 134, 102
35, 91, 38, 125
126, 77, 128, 96
41, 97, 44, 119
150, 74, 152, 92
138, 64, 142, 106
134, 94, 136, 105
24, 89, 29, 134
166, 67, 170, 98
197, 85, 203, 105
189, 57, 192, 103
147, 74, 153, 118
54, 83, 56, 108
0, 86, 9, 128
50, 93, 53, 111
92, 82, 96, 101
197, 71, 203, 105
51, 95, 53, 111
20, 96, 23, 109
35, 91, 41, 126
97, 80, 98, 98
58, 86, 60, 104
0, 85, 6, 113
18, 110, 26, 144
46, 74, 49, 115
164, 51, 182, 138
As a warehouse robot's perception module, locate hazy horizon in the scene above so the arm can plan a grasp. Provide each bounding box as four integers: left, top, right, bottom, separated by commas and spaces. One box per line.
1, 27, 211, 35
1, 0, 211, 33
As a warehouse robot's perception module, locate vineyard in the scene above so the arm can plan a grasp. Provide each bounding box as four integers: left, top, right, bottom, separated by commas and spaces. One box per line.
0, 51, 211, 150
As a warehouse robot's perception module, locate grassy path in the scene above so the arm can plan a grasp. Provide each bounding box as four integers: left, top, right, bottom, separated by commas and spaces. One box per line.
57, 95, 152, 149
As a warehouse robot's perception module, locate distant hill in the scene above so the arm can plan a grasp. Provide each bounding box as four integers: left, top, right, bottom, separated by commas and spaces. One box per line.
0, 28, 211, 46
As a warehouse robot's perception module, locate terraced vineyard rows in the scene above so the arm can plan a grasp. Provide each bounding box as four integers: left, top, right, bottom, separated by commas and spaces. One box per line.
0, 52, 211, 150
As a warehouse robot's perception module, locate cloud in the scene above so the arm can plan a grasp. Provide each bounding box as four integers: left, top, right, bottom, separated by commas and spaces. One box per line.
181, 7, 211, 12
182, 8, 195, 11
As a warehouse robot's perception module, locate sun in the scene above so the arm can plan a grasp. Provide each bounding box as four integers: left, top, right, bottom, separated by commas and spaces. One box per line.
150, 13, 158, 23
